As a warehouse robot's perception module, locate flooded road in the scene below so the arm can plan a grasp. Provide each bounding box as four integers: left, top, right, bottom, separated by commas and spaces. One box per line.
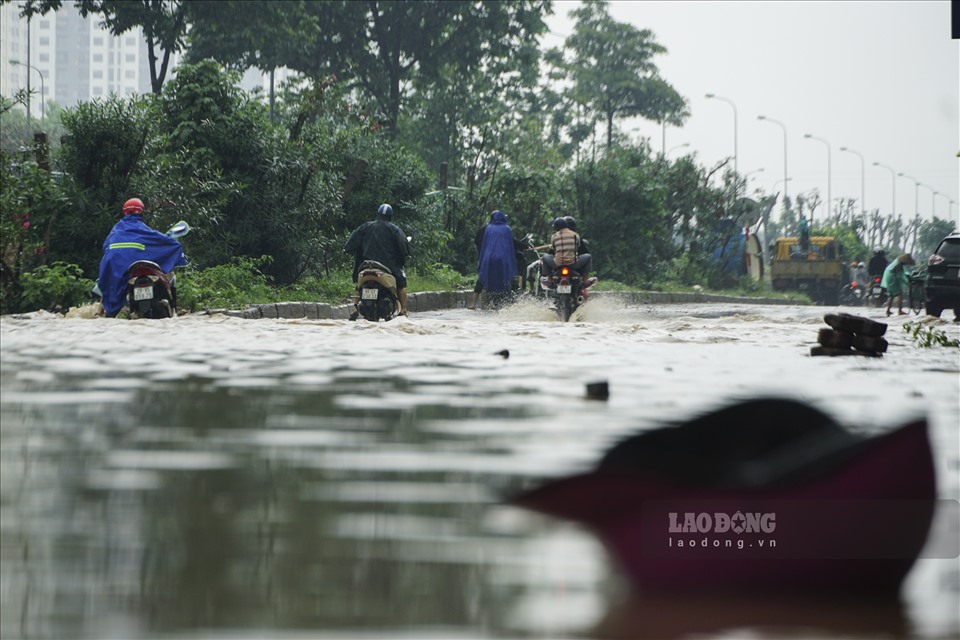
2, 298, 958, 639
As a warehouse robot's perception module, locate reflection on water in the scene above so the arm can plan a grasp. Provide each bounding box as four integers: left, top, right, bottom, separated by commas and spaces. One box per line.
1, 304, 958, 639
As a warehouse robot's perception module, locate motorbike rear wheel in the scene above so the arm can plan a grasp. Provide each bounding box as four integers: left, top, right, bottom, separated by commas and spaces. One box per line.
558, 294, 574, 322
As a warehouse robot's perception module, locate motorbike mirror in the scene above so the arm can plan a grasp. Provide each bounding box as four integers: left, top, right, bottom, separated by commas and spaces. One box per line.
166, 220, 191, 239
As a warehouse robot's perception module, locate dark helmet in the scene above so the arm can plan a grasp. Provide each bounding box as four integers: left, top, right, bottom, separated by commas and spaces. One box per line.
122, 197, 144, 215
563, 216, 577, 231
377, 203, 393, 220
552, 217, 568, 230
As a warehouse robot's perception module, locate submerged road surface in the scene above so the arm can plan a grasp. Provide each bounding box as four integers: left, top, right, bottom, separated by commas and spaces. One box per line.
2, 299, 958, 639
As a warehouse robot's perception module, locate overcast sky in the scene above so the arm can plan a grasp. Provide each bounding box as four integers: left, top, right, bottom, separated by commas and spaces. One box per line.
542, 0, 958, 225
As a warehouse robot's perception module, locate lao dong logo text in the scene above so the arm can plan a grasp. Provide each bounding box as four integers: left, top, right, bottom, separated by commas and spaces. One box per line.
668, 511, 777, 550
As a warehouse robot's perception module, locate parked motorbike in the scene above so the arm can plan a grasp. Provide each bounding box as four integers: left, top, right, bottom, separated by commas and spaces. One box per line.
356, 259, 401, 321
838, 280, 866, 306
521, 235, 549, 297
540, 265, 597, 321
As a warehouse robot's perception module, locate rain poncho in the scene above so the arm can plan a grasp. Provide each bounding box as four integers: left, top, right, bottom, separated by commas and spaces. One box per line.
880, 258, 910, 297
476, 211, 518, 293
344, 218, 410, 283
97, 215, 186, 316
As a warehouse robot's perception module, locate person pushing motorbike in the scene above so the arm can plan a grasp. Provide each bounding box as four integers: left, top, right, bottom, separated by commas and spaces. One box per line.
97, 197, 187, 317
344, 203, 410, 319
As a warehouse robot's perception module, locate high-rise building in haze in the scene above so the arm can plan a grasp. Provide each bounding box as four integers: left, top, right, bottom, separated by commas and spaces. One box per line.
2, 2, 160, 123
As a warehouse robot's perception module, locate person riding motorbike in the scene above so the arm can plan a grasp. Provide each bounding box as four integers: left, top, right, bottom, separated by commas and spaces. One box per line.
850, 261, 869, 286
540, 217, 579, 280
562, 215, 593, 282
867, 249, 888, 280
344, 203, 410, 319
96, 197, 187, 318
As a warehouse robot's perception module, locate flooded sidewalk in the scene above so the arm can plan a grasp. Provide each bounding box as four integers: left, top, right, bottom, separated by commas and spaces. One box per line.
2, 301, 958, 639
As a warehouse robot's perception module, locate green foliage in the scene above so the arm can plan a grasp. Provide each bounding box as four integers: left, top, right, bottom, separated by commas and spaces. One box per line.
565, 143, 675, 285
176, 255, 278, 311
552, 1, 687, 150
18, 262, 94, 312
903, 321, 960, 349
915, 217, 957, 260
410, 264, 472, 293
0, 153, 71, 313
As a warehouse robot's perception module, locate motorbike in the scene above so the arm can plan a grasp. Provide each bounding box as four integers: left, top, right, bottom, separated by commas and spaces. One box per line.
92, 220, 190, 318
864, 274, 887, 307
520, 235, 549, 297
125, 220, 190, 319
838, 280, 866, 306
540, 264, 597, 322
356, 259, 401, 321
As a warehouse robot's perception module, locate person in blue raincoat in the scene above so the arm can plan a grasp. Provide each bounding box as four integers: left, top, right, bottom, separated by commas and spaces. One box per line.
97, 197, 186, 317
468, 210, 518, 310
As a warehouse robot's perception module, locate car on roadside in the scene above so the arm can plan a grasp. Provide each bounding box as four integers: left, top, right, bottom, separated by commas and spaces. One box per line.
924, 231, 960, 319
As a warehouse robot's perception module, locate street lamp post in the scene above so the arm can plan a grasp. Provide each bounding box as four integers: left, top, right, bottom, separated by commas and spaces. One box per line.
705, 93, 737, 174
839, 146, 866, 224
873, 162, 896, 217
9, 58, 45, 129
804, 134, 831, 222
758, 115, 788, 201
667, 143, 690, 157
933, 192, 951, 218
897, 173, 920, 217
917, 183, 935, 217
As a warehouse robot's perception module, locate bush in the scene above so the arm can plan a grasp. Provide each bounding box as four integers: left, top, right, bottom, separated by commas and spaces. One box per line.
176, 256, 278, 311
18, 262, 95, 312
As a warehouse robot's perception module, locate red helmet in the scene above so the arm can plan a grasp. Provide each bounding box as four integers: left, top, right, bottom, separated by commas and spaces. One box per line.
122, 198, 144, 215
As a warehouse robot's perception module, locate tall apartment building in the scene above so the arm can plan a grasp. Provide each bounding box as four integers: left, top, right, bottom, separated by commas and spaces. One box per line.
2, 2, 156, 121
2, 1, 291, 123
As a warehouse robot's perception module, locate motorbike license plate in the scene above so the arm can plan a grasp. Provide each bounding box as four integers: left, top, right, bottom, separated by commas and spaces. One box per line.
133, 286, 153, 301
361, 287, 379, 300
557, 284, 572, 294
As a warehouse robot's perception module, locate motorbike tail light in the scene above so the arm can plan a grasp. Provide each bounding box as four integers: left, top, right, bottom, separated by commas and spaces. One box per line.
561, 267, 570, 276
851, 282, 858, 288
928, 254, 944, 266
873, 276, 881, 284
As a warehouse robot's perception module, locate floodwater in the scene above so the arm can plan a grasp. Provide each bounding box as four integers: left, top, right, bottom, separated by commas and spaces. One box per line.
1, 298, 958, 640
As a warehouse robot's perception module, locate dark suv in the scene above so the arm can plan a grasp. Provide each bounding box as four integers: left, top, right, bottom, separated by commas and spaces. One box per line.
924, 232, 960, 318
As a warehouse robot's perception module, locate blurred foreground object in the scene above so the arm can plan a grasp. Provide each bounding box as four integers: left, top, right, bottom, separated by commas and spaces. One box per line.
511, 397, 935, 595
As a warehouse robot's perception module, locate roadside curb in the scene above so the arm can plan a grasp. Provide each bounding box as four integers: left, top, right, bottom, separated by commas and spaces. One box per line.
200, 290, 804, 320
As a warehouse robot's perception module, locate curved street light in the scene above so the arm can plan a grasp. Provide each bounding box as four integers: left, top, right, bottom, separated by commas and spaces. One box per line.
758, 115, 788, 201
839, 146, 866, 223
705, 93, 737, 174
772, 177, 792, 194
9, 57, 45, 129
897, 172, 920, 217
917, 183, 935, 217
804, 134, 832, 222
873, 162, 896, 217
934, 191, 951, 218
667, 142, 690, 156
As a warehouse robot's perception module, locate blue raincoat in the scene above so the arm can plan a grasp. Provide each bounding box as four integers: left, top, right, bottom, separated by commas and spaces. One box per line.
477, 211, 518, 293
97, 215, 186, 316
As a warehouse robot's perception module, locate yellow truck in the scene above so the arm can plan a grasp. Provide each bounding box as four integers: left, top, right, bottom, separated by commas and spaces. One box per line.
769, 236, 844, 304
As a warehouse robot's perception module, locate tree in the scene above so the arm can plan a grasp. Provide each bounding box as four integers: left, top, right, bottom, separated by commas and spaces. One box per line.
554, 1, 688, 152
18, 0, 188, 93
